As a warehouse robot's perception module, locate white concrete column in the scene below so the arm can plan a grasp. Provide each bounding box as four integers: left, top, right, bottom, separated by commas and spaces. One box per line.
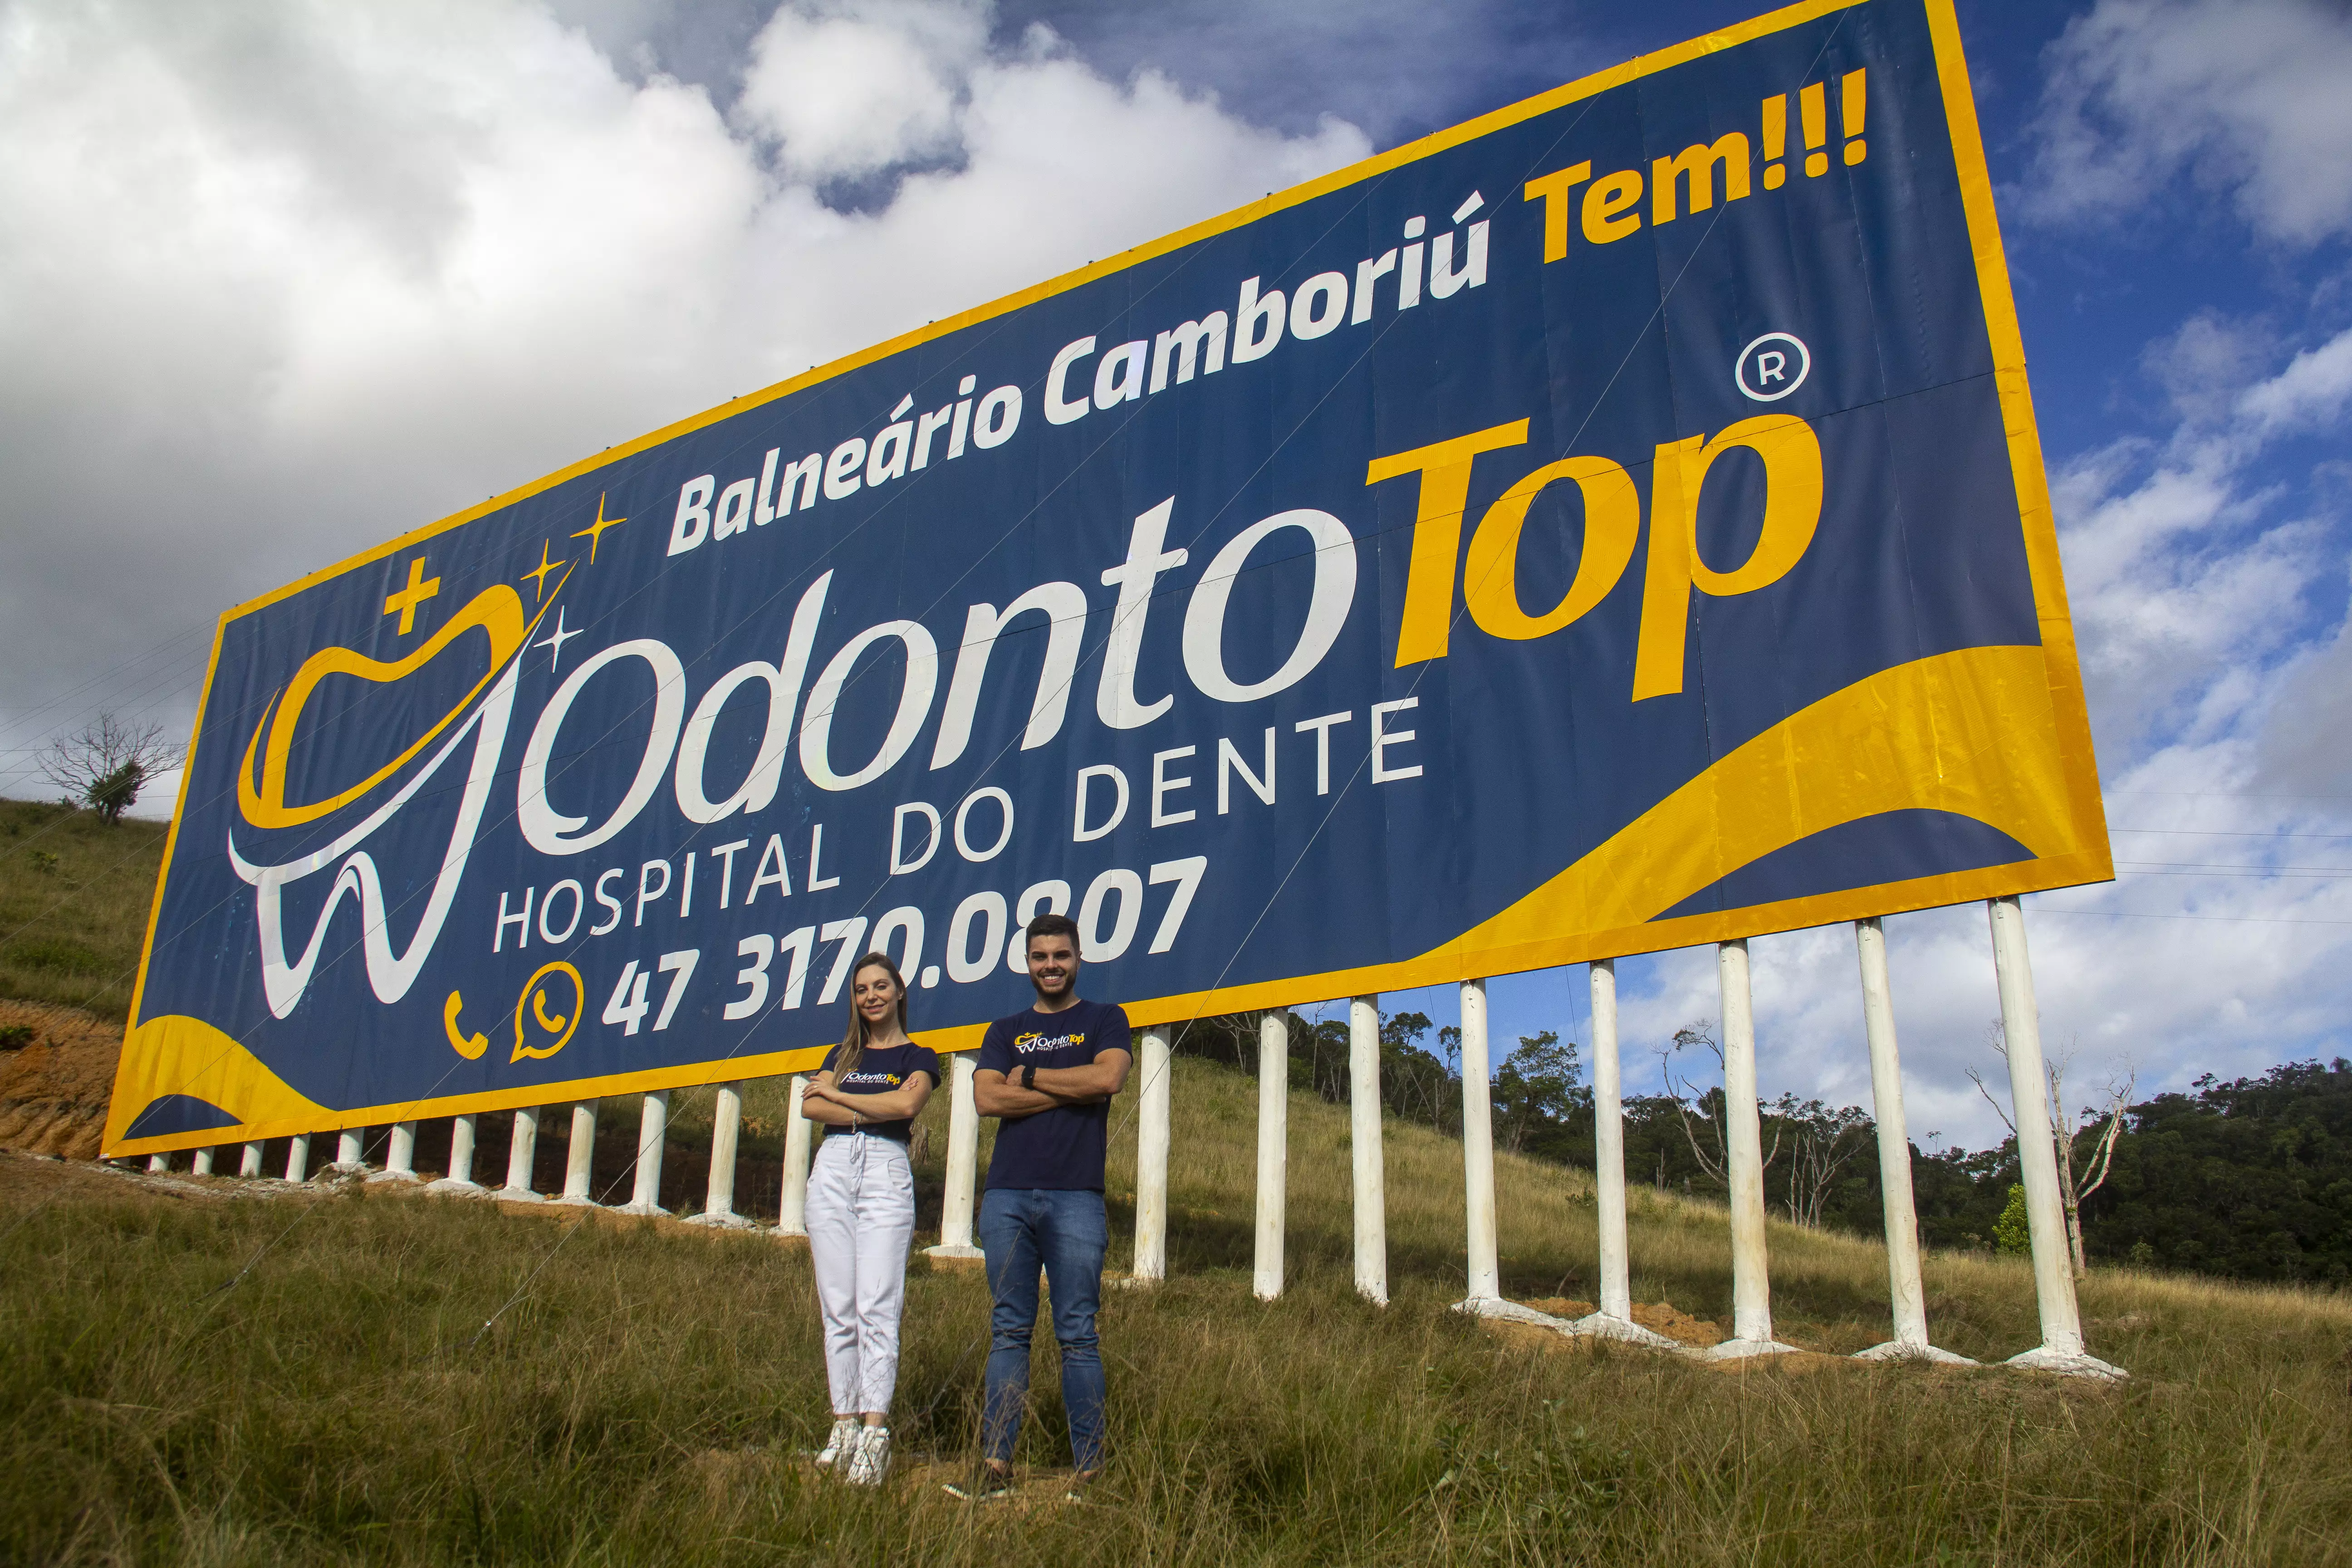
1857, 919, 1926, 1345
147, 1152, 171, 1173
1131, 1026, 1172, 1282
1459, 979, 1501, 1304
1348, 996, 1387, 1305
926, 1057, 982, 1257
428, 1115, 482, 1194
192, 1147, 215, 1176
333, 1128, 365, 1172
239, 1142, 264, 1178
285, 1133, 310, 1182
1253, 1009, 1288, 1301
1590, 960, 1632, 1321
370, 1121, 420, 1183
1566, 959, 1716, 1351
1710, 939, 1793, 1357
777, 1073, 813, 1237
688, 1083, 753, 1227
1989, 897, 2122, 1377
498, 1107, 544, 1200
557, 1100, 600, 1205
620, 1091, 669, 1215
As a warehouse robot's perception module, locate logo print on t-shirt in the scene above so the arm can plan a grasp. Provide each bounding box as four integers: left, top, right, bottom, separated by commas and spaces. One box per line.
1011, 1031, 1085, 1056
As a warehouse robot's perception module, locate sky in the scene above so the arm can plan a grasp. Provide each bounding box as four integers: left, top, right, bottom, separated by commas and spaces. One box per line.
3, 0, 2349, 1150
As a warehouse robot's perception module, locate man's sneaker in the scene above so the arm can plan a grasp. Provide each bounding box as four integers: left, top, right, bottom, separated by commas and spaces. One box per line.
844, 1425, 891, 1486
943, 1467, 1014, 1502
1064, 1469, 1101, 1504
813, 1417, 858, 1468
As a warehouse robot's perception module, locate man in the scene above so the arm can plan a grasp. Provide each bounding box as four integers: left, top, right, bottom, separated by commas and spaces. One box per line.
946, 911, 1132, 1502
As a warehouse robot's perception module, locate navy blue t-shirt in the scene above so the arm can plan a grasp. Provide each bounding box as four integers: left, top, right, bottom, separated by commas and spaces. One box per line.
816, 1039, 941, 1143
977, 999, 1132, 1191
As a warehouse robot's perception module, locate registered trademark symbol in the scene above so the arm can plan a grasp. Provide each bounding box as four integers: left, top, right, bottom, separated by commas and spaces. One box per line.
1735, 332, 1811, 401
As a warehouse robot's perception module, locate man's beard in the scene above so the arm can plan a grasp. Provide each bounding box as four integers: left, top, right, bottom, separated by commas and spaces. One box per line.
1030, 971, 1072, 1002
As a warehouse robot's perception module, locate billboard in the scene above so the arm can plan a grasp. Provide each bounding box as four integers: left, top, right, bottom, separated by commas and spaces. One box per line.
109, 0, 2110, 1156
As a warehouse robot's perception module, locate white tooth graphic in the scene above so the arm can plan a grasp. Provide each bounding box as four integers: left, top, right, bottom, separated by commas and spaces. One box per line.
229, 657, 518, 1019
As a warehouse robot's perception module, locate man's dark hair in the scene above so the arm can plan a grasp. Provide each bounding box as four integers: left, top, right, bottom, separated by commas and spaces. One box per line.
1026, 911, 1080, 951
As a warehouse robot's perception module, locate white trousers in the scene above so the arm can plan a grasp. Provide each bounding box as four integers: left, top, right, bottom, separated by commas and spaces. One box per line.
805, 1132, 915, 1416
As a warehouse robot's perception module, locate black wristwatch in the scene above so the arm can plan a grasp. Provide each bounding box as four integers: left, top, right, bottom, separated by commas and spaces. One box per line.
1022, 1063, 1038, 1092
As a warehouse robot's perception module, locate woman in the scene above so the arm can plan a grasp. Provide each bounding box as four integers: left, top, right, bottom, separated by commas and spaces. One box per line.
799, 951, 938, 1485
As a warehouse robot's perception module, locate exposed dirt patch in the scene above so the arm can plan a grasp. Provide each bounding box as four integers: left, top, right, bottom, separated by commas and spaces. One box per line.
0, 1146, 310, 1212
1522, 1297, 1729, 1348
0, 1000, 122, 1159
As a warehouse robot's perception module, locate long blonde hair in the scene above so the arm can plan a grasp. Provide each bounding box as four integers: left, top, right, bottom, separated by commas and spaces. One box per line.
833, 951, 908, 1082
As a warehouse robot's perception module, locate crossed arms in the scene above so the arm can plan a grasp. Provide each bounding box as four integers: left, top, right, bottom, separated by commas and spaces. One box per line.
973, 1049, 1133, 1117
800, 1070, 935, 1127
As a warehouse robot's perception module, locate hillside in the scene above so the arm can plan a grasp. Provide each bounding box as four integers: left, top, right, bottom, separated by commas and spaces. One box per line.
0, 798, 168, 1020
6, 1050, 2350, 1565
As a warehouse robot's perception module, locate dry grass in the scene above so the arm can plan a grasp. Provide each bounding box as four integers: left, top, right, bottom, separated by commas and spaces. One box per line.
7, 1048, 2352, 1566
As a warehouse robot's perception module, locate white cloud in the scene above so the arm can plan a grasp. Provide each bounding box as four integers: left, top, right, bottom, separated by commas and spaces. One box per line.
2024, 0, 2352, 245
734, 0, 985, 181
0, 0, 1368, 798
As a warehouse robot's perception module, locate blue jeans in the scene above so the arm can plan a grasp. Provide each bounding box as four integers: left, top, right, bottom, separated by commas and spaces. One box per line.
977, 1187, 1107, 1470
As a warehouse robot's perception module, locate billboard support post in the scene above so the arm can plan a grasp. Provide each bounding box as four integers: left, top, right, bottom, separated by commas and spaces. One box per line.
372, 1121, 420, 1182
1853, 919, 1977, 1365
285, 1133, 310, 1183
689, 1084, 752, 1227
1457, 979, 1500, 1305
1706, 940, 1798, 1359
556, 1101, 600, 1205
430, 1115, 481, 1193
1588, 962, 1631, 1321
1252, 1009, 1288, 1301
1131, 1026, 1171, 1282
619, 1092, 668, 1216
498, 1108, 542, 1201
1563, 959, 1688, 1346
332, 1129, 364, 1174
777, 1076, 812, 1238
1348, 996, 1387, 1305
147, 1153, 169, 1173
1989, 897, 2127, 1378
192, 1147, 214, 1175
926, 1059, 982, 1258
240, 1143, 263, 1178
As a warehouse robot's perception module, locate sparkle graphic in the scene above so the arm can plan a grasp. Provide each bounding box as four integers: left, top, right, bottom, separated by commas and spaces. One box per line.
533, 606, 583, 672
519, 539, 565, 603
570, 492, 628, 563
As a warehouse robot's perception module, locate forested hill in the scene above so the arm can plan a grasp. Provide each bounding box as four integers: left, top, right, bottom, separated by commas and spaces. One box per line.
1173, 1013, 2352, 1289
2081, 1059, 2352, 1284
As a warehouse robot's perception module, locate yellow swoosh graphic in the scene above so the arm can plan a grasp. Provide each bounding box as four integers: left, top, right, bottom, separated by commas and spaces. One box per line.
238, 583, 529, 829
104, 1013, 327, 1149
1431, 643, 2088, 959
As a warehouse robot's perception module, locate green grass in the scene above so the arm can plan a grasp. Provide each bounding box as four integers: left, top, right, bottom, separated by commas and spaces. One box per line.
8, 1053, 2352, 1565
0, 799, 169, 1020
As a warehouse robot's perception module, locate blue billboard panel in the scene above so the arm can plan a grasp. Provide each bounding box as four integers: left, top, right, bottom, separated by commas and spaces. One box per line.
112, 0, 2109, 1153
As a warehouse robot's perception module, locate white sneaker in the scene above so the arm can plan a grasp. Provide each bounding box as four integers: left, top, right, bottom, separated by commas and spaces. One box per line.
844, 1425, 891, 1486
814, 1416, 858, 1467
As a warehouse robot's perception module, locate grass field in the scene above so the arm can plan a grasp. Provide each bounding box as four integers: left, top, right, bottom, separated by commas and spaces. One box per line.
7, 1049, 2350, 1566
0, 799, 168, 1022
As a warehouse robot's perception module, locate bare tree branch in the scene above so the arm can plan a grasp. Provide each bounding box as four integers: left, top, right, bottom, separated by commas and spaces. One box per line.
37, 711, 183, 824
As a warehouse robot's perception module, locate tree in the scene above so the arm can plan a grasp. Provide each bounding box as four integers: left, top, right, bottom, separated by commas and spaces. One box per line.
1771, 1093, 1873, 1228
1493, 1030, 1583, 1154
37, 712, 182, 824
1969, 1021, 2132, 1279
1993, 1183, 2032, 1255
1654, 1021, 1780, 1191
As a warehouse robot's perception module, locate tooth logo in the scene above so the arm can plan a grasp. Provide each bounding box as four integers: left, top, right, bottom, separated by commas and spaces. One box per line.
228, 578, 556, 1019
